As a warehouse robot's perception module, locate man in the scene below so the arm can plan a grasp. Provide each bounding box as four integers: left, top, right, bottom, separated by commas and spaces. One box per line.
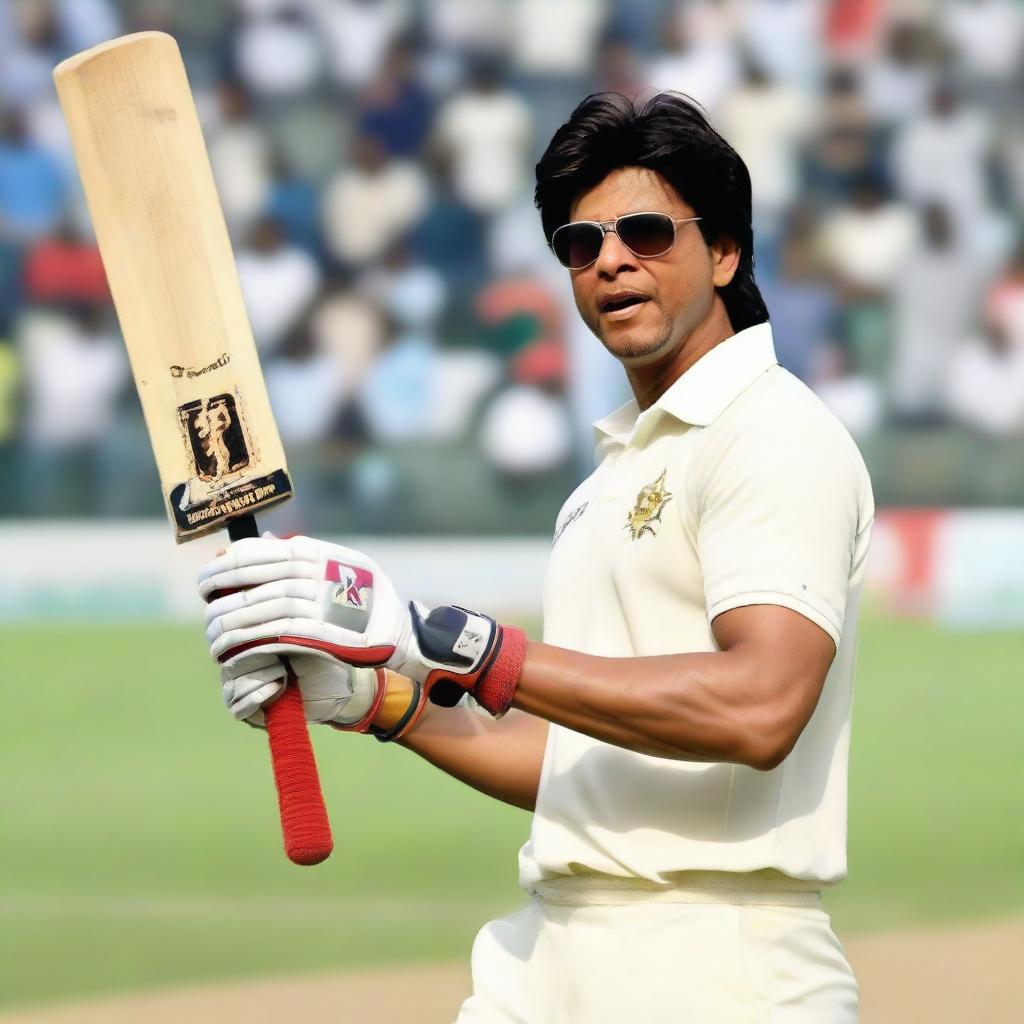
201, 92, 873, 1021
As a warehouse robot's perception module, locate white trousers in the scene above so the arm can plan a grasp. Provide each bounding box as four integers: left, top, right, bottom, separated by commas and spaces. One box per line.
455, 877, 858, 1023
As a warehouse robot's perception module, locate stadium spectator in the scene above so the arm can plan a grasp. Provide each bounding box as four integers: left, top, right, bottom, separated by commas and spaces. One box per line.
760, 220, 838, 384
985, 245, 1024, 351
0, 110, 66, 240
265, 150, 322, 257
0, 0, 60, 108
861, 21, 936, 128
356, 36, 434, 159
819, 175, 916, 299
233, 5, 324, 98
802, 66, 881, 207
942, 0, 1024, 95
510, 0, 607, 78
314, 0, 411, 93
646, 7, 739, 116
265, 324, 343, 446
813, 342, 883, 441
321, 134, 428, 267
360, 244, 447, 333
739, 0, 821, 91
891, 203, 987, 421
207, 80, 270, 234
407, 159, 487, 296
818, 175, 916, 384
310, 284, 386, 402
236, 216, 321, 350
480, 377, 572, 480
890, 82, 991, 232
433, 61, 533, 215
424, 0, 511, 63
946, 319, 1024, 437
717, 53, 811, 262
22, 224, 108, 305
18, 304, 127, 514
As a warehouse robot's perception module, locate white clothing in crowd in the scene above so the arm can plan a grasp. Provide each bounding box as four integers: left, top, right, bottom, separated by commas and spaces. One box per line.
321, 161, 428, 265
510, 0, 608, 76
890, 227, 985, 416
435, 89, 533, 214
480, 385, 572, 475
208, 120, 271, 234
236, 243, 321, 350
20, 311, 127, 448
265, 350, 343, 445
234, 15, 323, 97
891, 104, 991, 227
819, 202, 918, 294
647, 41, 738, 118
942, 0, 1024, 84
313, 0, 411, 90
739, 0, 822, 90
946, 335, 1024, 436
717, 80, 812, 217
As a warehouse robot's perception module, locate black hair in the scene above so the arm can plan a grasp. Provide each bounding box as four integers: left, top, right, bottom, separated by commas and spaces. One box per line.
534, 91, 768, 332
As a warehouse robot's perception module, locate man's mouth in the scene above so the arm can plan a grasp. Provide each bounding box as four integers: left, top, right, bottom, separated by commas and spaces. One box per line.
598, 290, 647, 313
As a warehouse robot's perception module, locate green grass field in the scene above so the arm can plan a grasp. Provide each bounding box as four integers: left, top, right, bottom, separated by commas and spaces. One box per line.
1, 613, 1021, 1010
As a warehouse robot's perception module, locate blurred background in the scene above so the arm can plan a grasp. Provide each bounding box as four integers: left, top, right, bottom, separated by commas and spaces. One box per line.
1, 1, 1022, 1022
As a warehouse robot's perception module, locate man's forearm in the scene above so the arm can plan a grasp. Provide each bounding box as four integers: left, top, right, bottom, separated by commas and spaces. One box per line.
398, 703, 549, 812
510, 621, 827, 771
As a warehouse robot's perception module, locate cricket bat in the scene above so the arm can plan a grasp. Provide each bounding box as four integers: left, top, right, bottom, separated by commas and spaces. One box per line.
54, 32, 332, 865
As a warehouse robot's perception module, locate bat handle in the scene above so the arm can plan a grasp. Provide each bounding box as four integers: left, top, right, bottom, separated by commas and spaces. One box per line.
226, 513, 334, 866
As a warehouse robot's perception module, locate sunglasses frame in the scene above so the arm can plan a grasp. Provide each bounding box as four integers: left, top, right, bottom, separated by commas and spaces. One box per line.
550, 213, 703, 270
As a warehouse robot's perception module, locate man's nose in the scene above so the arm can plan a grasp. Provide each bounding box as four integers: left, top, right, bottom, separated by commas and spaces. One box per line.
594, 227, 637, 275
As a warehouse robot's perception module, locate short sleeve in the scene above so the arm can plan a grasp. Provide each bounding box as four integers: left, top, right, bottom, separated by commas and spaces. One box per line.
694, 411, 864, 649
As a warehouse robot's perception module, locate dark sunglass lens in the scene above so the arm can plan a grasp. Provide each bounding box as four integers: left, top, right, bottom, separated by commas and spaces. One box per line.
553, 223, 603, 268
619, 213, 676, 257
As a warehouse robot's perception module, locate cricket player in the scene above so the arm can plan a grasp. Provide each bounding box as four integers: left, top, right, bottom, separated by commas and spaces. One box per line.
200, 92, 873, 1022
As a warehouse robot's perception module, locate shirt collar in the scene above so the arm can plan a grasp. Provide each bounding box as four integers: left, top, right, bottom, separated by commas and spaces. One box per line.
593, 321, 778, 447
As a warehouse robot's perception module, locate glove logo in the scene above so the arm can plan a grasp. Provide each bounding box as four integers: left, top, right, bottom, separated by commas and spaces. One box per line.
325, 560, 373, 633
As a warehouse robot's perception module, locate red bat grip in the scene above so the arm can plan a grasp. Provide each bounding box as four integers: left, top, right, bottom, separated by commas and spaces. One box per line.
264, 672, 333, 865
217, 514, 333, 865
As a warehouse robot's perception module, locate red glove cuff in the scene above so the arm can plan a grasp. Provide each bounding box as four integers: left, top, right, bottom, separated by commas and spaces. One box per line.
474, 625, 528, 717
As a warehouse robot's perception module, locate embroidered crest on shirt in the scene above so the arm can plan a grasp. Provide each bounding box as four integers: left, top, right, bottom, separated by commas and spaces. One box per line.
626, 469, 673, 540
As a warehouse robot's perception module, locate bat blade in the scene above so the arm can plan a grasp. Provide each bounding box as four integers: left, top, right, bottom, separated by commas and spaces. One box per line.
54, 31, 291, 542
55, 32, 332, 867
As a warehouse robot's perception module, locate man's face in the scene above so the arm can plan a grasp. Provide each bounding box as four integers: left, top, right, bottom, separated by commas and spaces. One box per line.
567, 167, 724, 368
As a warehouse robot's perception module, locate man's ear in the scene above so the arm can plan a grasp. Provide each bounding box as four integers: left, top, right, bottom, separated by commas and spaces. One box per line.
711, 235, 741, 288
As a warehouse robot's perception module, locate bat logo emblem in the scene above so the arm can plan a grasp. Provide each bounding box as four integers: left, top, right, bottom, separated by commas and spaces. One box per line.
178, 394, 251, 483
626, 469, 673, 540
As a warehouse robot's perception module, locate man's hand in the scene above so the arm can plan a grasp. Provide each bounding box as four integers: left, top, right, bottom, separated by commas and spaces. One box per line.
199, 536, 528, 737
220, 651, 383, 729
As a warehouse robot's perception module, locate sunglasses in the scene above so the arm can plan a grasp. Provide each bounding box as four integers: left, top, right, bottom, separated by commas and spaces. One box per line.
550, 212, 703, 270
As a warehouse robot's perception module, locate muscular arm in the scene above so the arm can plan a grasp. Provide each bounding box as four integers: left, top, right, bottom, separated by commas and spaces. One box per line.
399, 704, 549, 812
513, 604, 836, 771
397, 603, 833, 802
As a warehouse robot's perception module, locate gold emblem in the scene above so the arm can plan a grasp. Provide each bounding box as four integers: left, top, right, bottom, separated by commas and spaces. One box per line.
626, 469, 673, 540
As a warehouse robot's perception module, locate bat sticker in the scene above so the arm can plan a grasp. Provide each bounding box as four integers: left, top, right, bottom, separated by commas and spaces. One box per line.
178, 393, 251, 482
169, 392, 292, 536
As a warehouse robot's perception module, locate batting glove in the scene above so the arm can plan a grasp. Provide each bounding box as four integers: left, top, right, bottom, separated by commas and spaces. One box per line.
199, 536, 527, 739
219, 650, 389, 730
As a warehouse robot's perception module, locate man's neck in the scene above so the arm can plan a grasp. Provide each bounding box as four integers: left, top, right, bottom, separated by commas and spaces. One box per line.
626, 304, 736, 411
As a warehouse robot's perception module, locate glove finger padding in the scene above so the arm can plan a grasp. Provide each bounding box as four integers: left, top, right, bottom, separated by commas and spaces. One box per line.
221, 653, 288, 725
199, 540, 407, 667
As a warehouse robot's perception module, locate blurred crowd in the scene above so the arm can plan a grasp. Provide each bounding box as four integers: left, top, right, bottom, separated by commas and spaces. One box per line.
1, 0, 1024, 531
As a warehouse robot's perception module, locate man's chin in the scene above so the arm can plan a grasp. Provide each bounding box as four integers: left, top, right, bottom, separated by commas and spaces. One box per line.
600, 331, 673, 367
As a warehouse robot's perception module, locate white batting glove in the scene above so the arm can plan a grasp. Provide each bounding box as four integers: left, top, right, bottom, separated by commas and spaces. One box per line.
220, 650, 381, 729
199, 536, 528, 732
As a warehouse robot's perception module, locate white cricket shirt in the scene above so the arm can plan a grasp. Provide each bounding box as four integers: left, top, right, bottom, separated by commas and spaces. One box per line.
519, 321, 874, 887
